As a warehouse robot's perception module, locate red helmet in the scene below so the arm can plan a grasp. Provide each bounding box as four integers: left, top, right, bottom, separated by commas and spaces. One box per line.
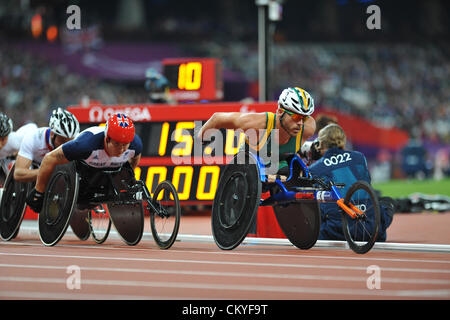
105, 113, 135, 144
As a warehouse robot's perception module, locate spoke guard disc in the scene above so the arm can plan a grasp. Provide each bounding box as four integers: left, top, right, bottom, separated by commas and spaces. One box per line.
212, 151, 262, 250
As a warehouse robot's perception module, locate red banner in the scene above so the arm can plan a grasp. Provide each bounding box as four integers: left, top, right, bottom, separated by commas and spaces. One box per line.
68, 102, 409, 150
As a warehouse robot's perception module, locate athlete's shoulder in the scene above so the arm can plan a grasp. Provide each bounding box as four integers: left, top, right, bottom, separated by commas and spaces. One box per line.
15, 123, 38, 136
62, 126, 104, 160
348, 150, 366, 162
20, 126, 47, 146
130, 133, 143, 154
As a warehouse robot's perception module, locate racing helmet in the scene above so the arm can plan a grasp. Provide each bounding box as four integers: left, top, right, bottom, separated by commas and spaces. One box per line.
49, 108, 80, 138
0, 112, 13, 137
278, 87, 315, 116
105, 113, 135, 144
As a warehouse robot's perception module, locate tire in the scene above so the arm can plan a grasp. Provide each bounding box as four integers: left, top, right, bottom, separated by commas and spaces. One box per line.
39, 163, 79, 246
341, 181, 381, 254
150, 180, 181, 249
0, 164, 33, 241
211, 151, 262, 250
88, 204, 111, 244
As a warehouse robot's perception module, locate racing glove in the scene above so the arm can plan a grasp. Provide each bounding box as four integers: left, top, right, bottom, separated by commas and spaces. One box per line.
26, 188, 45, 213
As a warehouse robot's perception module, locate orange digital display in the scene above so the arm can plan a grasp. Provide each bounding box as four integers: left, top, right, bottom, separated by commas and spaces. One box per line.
163, 58, 223, 102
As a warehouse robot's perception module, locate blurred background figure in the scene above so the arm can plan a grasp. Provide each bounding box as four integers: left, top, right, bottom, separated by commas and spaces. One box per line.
314, 114, 338, 135
400, 137, 432, 180
144, 68, 174, 104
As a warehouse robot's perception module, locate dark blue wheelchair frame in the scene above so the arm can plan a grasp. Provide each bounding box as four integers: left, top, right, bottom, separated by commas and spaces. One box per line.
257, 153, 345, 207
246, 152, 380, 254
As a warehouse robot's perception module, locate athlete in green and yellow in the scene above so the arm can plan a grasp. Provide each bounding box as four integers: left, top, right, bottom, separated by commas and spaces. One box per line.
198, 87, 316, 173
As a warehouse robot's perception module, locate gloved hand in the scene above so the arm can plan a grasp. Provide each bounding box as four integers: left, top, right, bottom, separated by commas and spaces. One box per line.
26, 188, 45, 213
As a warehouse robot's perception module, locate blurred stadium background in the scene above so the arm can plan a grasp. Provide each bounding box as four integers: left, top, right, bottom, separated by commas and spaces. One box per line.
0, 0, 449, 185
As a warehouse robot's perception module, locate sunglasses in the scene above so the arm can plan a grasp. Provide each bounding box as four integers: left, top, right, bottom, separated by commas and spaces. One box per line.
283, 110, 307, 122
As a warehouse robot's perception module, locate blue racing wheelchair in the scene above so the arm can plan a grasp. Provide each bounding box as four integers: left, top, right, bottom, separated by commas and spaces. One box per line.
212, 150, 381, 254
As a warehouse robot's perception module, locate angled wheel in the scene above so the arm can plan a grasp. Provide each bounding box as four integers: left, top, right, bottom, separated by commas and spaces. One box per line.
341, 180, 381, 254
212, 151, 262, 250
88, 204, 111, 244
108, 202, 144, 246
107, 165, 145, 246
0, 164, 33, 241
150, 180, 181, 249
69, 208, 91, 241
273, 201, 321, 250
38, 162, 79, 246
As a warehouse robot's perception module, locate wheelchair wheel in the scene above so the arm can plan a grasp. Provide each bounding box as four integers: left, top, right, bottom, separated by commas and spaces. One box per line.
108, 202, 144, 246
341, 181, 381, 254
211, 151, 262, 250
150, 180, 181, 249
39, 163, 79, 246
88, 204, 111, 244
0, 164, 33, 241
273, 201, 321, 250
69, 208, 91, 241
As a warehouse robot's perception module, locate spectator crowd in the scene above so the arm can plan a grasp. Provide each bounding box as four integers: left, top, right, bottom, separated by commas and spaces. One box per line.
1, 41, 449, 147
197, 42, 449, 145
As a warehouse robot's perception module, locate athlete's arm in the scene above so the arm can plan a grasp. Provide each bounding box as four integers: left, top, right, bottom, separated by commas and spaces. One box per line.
198, 112, 266, 140
35, 146, 70, 193
13, 155, 39, 182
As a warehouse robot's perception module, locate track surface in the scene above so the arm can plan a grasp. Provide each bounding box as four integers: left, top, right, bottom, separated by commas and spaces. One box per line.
0, 214, 449, 301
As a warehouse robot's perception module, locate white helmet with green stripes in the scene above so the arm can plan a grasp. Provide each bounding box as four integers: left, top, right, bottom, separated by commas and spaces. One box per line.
278, 87, 315, 116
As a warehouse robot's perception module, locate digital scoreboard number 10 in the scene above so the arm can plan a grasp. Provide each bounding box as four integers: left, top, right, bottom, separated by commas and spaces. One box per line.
163, 58, 223, 102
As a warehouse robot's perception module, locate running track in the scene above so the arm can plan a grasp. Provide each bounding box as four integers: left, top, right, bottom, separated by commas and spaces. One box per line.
0, 215, 449, 301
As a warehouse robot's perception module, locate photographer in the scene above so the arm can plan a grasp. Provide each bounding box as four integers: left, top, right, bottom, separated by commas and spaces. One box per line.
308, 123, 395, 241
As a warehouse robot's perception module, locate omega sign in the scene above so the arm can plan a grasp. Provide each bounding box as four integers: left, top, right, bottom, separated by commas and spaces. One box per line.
89, 106, 151, 122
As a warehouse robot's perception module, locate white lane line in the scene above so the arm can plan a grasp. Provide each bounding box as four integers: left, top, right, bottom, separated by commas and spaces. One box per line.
2, 241, 449, 265
1, 263, 449, 285
0, 275, 449, 298
1, 252, 449, 274
15, 223, 450, 253
0, 291, 179, 300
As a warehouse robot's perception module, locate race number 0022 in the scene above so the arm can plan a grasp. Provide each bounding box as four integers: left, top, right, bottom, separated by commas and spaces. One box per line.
323, 153, 352, 167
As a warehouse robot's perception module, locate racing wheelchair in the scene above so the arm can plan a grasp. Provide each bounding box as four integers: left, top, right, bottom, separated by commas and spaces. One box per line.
212, 150, 381, 254
36, 160, 180, 248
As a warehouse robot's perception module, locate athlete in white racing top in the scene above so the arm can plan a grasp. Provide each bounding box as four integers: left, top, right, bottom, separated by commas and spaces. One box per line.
14, 108, 80, 182
26, 113, 142, 213
0, 112, 38, 183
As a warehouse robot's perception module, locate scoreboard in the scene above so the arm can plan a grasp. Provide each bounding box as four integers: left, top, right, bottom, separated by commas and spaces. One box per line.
67, 102, 277, 205
162, 58, 223, 102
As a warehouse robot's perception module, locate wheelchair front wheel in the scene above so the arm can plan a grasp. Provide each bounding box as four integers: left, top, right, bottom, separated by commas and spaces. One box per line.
88, 204, 111, 244
341, 181, 381, 254
150, 180, 181, 250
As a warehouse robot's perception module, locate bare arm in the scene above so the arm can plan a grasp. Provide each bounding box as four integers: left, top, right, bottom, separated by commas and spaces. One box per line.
35, 146, 70, 193
198, 112, 267, 140
14, 155, 39, 182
